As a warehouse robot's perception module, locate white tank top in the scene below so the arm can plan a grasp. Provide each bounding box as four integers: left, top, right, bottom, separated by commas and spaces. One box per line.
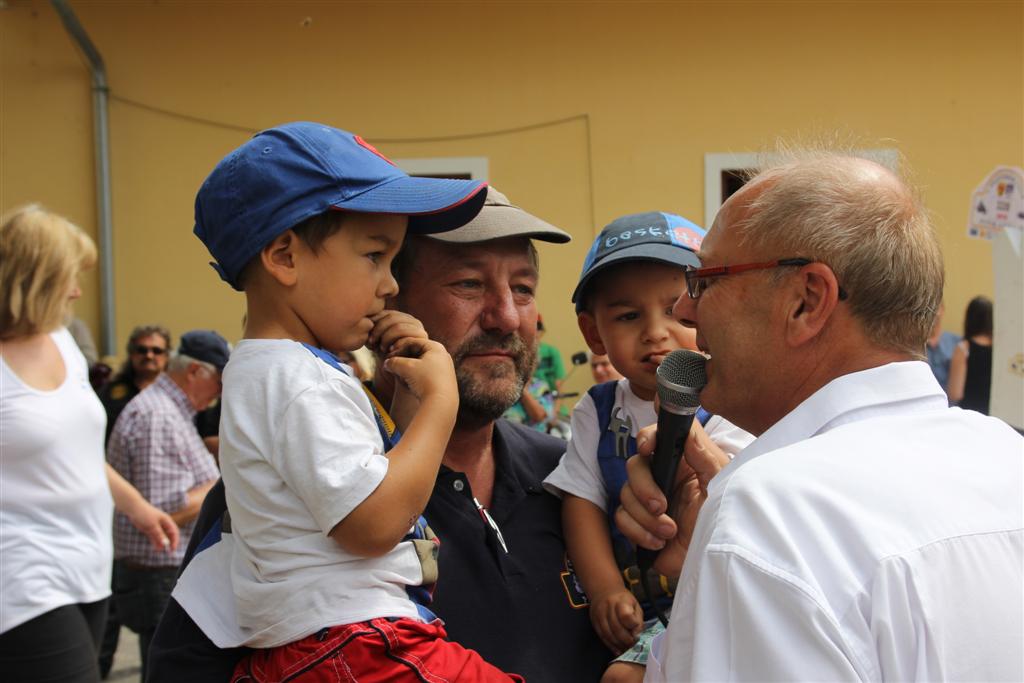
0, 327, 113, 633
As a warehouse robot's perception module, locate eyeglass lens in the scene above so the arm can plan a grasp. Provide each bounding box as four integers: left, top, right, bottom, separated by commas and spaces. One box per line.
684, 269, 705, 299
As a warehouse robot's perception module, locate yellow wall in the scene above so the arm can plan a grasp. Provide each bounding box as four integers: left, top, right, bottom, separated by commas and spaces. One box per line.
3, 0, 1021, 396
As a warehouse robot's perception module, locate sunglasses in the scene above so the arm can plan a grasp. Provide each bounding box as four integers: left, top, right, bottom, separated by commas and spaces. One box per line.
131, 344, 167, 356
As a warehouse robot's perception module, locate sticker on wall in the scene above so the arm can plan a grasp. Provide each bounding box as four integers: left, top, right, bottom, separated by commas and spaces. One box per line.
1010, 353, 1024, 379
967, 166, 1024, 240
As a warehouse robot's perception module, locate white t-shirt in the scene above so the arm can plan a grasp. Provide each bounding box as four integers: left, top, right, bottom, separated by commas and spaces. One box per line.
201, 340, 424, 648
646, 361, 1024, 682
544, 378, 754, 511
0, 328, 112, 633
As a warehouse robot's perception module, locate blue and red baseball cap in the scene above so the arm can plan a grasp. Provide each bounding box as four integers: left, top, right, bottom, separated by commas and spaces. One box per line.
194, 122, 487, 290
572, 211, 706, 312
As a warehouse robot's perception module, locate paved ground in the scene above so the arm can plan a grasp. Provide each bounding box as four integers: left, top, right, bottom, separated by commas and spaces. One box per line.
106, 627, 142, 682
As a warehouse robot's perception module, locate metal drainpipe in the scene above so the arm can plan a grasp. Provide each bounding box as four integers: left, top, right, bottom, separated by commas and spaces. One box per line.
51, 0, 116, 356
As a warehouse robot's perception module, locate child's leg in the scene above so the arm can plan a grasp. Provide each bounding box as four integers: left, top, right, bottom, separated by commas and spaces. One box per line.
233, 617, 522, 683
602, 661, 646, 683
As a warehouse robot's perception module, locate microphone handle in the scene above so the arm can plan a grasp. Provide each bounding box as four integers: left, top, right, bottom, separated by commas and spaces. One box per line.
635, 408, 695, 570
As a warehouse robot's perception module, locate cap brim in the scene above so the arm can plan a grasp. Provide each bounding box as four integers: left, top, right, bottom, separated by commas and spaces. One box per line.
335, 177, 487, 234
426, 203, 571, 244
571, 243, 701, 307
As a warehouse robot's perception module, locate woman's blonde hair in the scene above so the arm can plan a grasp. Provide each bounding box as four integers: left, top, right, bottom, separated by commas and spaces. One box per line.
1, 204, 97, 339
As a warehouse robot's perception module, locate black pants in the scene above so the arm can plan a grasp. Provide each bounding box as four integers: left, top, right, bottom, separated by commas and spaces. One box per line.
97, 598, 120, 678
112, 561, 178, 682
0, 598, 109, 683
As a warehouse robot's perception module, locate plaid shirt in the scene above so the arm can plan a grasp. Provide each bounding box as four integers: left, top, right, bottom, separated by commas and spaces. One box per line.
107, 373, 219, 567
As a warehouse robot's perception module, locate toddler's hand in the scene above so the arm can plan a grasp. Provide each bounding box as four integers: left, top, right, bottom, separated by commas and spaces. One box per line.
367, 310, 428, 357
383, 337, 458, 406
589, 587, 643, 655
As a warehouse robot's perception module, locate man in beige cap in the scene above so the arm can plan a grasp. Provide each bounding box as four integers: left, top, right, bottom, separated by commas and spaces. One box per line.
150, 187, 612, 683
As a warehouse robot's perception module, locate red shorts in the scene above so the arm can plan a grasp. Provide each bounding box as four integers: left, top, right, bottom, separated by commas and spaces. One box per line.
231, 617, 524, 682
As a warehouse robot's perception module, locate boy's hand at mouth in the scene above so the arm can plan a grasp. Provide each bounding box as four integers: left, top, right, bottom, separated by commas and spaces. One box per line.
367, 310, 429, 358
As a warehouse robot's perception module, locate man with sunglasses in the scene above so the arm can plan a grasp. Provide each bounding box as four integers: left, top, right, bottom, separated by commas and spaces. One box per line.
617, 153, 1023, 681
98, 325, 172, 443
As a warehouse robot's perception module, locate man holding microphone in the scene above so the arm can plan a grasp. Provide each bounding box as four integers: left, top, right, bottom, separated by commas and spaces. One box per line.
617, 151, 1023, 682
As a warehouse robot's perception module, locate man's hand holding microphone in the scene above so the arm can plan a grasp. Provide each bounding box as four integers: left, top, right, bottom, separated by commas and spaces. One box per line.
614, 350, 731, 581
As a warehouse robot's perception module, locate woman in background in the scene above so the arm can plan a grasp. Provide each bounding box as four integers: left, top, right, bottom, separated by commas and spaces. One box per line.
0, 205, 179, 682
948, 295, 994, 415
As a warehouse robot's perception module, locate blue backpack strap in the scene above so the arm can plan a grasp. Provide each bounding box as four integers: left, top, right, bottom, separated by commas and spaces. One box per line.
589, 381, 636, 518
301, 344, 437, 620
588, 382, 642, 575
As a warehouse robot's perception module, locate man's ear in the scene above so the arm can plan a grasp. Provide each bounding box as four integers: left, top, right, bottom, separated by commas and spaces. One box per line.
184, 361, 203, 384
260, 230, 300, 287
577, 312, 607, 355
784, 262, 841, 347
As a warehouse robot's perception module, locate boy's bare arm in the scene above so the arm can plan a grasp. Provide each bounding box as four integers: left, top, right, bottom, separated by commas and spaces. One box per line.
330, 331, 458, 558
563, 494, 643, 653
387, 383, 419, 435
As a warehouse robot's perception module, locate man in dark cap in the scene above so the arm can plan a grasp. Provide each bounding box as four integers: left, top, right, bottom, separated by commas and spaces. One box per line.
106, 329, 228, 679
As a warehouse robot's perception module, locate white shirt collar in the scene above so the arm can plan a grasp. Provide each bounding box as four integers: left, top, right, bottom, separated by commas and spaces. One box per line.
736, 361, 948, 463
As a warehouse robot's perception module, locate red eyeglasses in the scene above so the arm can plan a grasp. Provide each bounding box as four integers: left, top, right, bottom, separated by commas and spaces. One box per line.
683, 258, 848, 300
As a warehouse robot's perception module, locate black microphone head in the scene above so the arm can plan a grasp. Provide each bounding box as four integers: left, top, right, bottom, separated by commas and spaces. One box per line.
656, 349, 707, 413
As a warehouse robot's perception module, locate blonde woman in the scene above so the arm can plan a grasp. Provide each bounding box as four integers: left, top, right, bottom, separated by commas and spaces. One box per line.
0, 205, 179, 682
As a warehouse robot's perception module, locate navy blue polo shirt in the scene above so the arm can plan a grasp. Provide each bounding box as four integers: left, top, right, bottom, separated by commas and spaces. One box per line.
427, 420, 611, 682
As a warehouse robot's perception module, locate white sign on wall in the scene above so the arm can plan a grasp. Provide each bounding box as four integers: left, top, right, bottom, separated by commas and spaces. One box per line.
967, 166, 1024, 240
969, 166, 1024, 430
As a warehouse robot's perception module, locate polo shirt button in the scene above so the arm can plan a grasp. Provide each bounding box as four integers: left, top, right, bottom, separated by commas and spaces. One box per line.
453, 480, 465, 492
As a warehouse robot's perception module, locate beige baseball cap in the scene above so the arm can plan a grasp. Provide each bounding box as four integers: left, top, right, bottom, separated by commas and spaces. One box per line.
426, 186, 571, 244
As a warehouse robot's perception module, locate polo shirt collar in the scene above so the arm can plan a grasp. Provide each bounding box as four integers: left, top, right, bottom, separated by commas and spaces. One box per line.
433, 421, 550, 522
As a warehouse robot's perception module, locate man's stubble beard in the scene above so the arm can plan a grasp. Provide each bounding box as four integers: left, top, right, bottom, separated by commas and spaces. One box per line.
132, 362, 163, 387
449, 332, 538, 425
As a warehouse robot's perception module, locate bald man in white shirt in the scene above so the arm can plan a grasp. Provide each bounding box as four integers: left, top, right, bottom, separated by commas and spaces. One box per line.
617, 152, 1023, 682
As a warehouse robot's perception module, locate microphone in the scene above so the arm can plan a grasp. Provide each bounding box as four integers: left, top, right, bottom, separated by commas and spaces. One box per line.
648, 349, 707, 498
635, 349, 707, 623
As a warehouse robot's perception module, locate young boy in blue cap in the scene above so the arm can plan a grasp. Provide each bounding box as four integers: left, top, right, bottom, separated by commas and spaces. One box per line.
544, 213, 754, 683
186, 122, 520, 681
